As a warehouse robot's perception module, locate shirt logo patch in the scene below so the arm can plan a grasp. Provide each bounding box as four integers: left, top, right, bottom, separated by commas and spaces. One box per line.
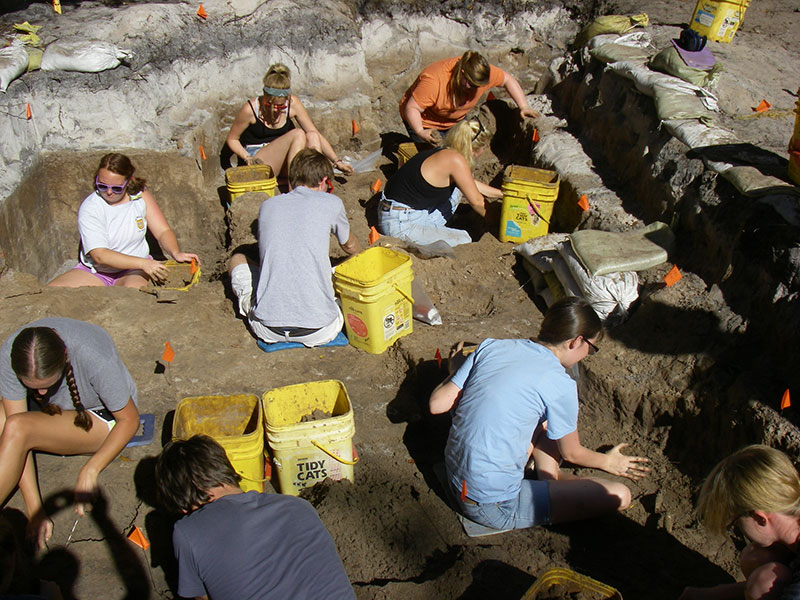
136, 218, 145, 230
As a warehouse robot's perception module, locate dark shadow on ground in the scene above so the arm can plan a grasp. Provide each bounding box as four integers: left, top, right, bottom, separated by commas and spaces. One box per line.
458, 560, 535, 600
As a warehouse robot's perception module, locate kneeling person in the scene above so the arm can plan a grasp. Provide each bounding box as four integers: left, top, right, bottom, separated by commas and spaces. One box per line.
156, 435, 355, 600
228, 149, 361, 347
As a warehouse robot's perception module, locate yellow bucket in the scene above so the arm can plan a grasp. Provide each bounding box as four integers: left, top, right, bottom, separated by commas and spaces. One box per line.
397, 142, 419, 166
263, 380, 357, 496
790, 91, 800, 186
333, 247, 414, 354
499, 165, 560, 243
689, 0, 750, 43
172, 394, 265, 493
522, 568, 622, 600
225, 164, 277, 203
153, 259, 201, 291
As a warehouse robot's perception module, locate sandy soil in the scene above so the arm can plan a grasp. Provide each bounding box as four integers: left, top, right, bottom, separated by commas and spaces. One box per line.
1, 0, 799, 599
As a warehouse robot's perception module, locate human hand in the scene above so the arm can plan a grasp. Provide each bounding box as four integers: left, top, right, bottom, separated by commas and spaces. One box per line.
419, 129, 441, 145
244, 155, 263, 166
26, 513, 53, 551
142, 258, 168, 284
173, 252, 200, 265
333, 159, 354, 175
605, 443, 650, 480
520, 107, 540, 119
74, 466, 100, 516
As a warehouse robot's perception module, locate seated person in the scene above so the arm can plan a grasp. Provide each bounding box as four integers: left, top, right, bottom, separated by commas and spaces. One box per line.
228, 149, 361, 347
379, 119, 502, 248
429, 297, 649, 530
400, 50, 538, 144
155, 435, 355, 600
225, 63, 353, 176
0, 318, 140, 549
680, 445, 800, 600
48, 153, 199, 288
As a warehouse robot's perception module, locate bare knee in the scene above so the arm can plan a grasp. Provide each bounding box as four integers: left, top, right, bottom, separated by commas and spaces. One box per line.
609, 482, 632, 510
746, 562, 791, 599
289, 128, 307, 146
1, 414, 33, 451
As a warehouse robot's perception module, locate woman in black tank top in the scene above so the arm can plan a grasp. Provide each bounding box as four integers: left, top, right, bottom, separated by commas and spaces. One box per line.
378, 119, 502, 247
226, 63, 353, 177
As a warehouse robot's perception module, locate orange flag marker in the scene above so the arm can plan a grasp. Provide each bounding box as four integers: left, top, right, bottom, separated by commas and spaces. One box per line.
196, 4, 207, 19
435, 348, 442, 369
664, 265, 682, 287
128, 526, 150, 550
754, 99, 771, 113
161, 341, 175, 364
25, 103, 32, 120
351, 120, 359, 136
487, 92, 496, 101
199, 145, 206, 160
781, 389, 791, 410
52, 0, 62, 14
368, 226, 380, 245
190, 259, 199, 275
577, 194, 589, 211
460, 480, 468, 502
264, 459, 272, 480
370, 178, 382, 193
531, 128, 540, 143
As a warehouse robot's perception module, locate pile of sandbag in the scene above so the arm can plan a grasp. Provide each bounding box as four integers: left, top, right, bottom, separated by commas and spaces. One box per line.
515, 222, 674, 324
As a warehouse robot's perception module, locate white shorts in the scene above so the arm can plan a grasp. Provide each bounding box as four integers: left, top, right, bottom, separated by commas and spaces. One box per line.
230, 263, 344, 347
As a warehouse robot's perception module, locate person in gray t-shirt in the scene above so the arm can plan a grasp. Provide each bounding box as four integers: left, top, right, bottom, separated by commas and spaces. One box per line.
0, 317, 139, 550
228, 148, 361, 347
156, 435, 355, 600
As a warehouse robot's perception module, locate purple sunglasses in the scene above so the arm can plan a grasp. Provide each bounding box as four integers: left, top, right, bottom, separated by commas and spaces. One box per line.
95, 176, 129, 195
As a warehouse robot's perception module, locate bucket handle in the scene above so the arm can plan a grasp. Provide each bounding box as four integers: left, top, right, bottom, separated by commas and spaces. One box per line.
236, 450, 271, 484
311, 439, 360, 465
356, 285, 414, 304
526, 194, 551, 225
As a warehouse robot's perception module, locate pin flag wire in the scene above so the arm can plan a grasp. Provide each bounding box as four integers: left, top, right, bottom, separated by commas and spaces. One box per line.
352, 120, 359, 136
754, 99, 771, 113
577, 194, 589, 211
161, 341, 175, 364
196, 4, 207, 19
368, 226, 380, 245
781, 389, 791, 410
370, 178, 382, 193
664, 265, 682, 287
128, 526, 150, 550
435, 348, 442, 369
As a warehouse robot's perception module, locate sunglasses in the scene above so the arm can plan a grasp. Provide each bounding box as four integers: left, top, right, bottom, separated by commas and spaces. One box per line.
583, 337, 599, 355
95, 177, 129, 195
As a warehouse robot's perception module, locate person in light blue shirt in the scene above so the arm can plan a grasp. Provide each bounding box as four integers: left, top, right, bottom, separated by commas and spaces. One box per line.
430, 297, 650, 530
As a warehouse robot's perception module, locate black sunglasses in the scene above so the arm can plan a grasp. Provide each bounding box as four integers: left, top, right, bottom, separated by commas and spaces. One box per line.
583, 337, 599, 355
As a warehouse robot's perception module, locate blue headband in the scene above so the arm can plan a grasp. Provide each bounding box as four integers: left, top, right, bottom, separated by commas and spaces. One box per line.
262, 86, 290, 98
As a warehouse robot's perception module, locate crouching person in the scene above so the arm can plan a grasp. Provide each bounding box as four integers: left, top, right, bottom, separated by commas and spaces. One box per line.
227, 148, 361, 347
155, 435, 355, 600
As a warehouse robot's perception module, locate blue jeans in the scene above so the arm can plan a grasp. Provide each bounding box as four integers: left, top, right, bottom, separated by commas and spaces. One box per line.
378, 190, 472, 247
456, 479, 552, 530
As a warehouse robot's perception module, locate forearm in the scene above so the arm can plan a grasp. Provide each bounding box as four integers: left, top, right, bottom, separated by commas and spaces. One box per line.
80, 415, 138, 478
403, 104, 427, 136
503, 76, 532, 112
560, 443, 610, 471
156, 228, 181, 259
226, 134, 249, 162
89, 248, 150, 271
463, 192, 487, 217
475, 180, 502, 199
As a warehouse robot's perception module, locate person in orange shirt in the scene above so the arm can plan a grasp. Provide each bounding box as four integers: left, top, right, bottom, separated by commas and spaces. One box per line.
400, 51, 539, 145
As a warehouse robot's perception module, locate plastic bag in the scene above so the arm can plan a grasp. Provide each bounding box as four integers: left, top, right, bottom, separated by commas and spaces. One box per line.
573, 13, 649, 48
0, 41, 29, 92
411, 277, 442, 325
41, 40, 132, 72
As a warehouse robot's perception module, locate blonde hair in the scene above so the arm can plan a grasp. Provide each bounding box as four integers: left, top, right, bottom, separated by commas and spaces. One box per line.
443, 119, 487, 168
697, 445, 800, 535
449, 51, 490, 108
262, 63, 291, 102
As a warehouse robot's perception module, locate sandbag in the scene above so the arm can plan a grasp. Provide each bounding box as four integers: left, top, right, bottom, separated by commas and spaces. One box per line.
653, 83, 715, 123
573, 14, 649, 48
649, 46, 720, 88
721, 166, 800, 198
557, 243, 639, 323
568, 222, 674, 278
41, 40, 132, 72
0, 41, 29, 92
590, 43, 652, 64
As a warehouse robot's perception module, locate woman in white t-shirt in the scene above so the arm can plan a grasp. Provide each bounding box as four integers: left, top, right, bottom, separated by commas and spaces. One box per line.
48, 153, 199, 288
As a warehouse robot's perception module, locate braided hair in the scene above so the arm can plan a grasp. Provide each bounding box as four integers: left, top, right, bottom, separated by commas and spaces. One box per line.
10, 327, 93, 432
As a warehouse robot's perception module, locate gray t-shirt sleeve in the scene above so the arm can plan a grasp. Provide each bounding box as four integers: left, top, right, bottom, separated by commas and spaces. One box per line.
331, 198, 351, 246
0, 335, 26, 401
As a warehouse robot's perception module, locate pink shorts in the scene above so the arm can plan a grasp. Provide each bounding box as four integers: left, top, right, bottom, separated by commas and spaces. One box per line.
74, 262, 142, 287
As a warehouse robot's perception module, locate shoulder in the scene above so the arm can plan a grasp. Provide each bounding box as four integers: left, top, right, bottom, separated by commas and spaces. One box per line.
78, 191, 103, 212
429, 148, 466, 169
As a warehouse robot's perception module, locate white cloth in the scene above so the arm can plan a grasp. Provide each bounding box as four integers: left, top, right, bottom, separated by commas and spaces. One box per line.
78, 191, 149, 273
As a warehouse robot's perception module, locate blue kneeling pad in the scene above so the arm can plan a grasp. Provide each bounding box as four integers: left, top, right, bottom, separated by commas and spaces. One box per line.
126, 413, 155, 447
256, 331, 349, 353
